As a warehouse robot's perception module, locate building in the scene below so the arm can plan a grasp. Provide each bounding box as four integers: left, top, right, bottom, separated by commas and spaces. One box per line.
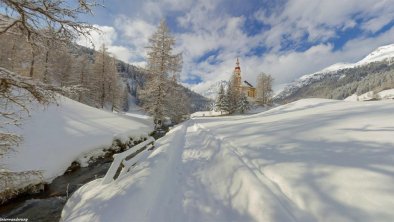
232, 58, 256, 100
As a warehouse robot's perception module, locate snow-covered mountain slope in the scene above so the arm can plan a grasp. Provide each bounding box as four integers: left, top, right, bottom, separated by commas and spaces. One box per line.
357, 44, 394, 65
276, 44, 394, 100
2, 96, 153, 183
200, 80, 228, 100
63, 99, 394, 222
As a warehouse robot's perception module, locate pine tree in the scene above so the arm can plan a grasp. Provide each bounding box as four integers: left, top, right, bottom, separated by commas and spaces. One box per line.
226, 74, 240, 114
238, 93, 250, 114
222, 87, 232, 114
215, 84, 225, 114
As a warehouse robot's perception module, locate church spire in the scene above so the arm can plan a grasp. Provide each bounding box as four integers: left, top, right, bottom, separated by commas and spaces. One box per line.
235, 57, 241, 71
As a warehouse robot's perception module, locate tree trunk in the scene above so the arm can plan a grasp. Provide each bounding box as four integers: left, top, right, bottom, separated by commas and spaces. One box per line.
29, 44, 35, 78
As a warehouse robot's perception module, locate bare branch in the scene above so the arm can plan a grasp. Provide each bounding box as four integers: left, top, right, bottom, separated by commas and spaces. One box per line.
0, 0, 100, 42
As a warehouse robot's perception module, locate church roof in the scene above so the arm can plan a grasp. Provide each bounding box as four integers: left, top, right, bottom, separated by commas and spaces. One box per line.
243, 80, 254, 87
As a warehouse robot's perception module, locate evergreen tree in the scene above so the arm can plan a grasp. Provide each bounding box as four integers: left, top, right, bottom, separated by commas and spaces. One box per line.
226, 74, 240, 114
238, 93, 250, 114
215, 84, 225, 114
222, 85, 234, 114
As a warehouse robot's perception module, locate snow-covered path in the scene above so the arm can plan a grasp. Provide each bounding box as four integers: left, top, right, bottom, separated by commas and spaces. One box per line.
62, 99, 394, 222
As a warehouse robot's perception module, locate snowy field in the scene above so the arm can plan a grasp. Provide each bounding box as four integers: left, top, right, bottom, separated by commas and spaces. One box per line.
62, 99, 394, 222
1, 96, 153, 184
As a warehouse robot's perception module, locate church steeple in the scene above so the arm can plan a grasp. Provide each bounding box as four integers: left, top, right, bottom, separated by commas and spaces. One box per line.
233, 57, 241, 88
235, 57, 240, 70
234, 57, 241, 73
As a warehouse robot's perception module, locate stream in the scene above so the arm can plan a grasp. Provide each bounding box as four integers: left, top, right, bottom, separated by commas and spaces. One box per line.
0, 156, 112, 221
0, 128, 168, 222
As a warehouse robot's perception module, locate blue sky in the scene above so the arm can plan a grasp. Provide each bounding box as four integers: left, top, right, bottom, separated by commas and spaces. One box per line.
77, 0, 394, 93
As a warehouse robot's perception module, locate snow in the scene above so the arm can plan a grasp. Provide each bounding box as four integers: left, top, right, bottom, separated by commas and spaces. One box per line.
358, 91, 376, 101
315, 44, 394, 77
190, 110, 224, 117
319, 62, 354, 73
344, 89, 394, 101
63, 98, 394, 222
1, 96, 154, 183
357, 44, 394, 65
378, 89, 394, 100
344, 94, 359, 101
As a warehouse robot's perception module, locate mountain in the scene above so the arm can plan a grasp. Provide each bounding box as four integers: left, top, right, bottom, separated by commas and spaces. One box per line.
200, 80, 229, 100
275, 44, 394, 103
113, 58, 211, 113
183, 87, 212, 112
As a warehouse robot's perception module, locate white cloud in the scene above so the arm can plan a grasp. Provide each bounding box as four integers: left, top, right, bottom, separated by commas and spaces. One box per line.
77, 25, 117, 49
76, 24, 135, 63
114, 16, 156, 62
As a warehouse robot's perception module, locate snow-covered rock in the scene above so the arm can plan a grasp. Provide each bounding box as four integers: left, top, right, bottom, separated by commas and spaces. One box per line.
62, 98, 394, 222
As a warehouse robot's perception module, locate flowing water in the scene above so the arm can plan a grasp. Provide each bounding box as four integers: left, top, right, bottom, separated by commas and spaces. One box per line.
0, 156, 113, 222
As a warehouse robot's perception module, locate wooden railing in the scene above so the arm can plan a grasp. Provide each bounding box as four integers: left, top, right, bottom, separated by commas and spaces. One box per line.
102, 137, 155, 184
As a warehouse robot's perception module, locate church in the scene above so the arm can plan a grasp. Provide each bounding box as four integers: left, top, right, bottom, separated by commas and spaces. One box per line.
232, 58, 256, 100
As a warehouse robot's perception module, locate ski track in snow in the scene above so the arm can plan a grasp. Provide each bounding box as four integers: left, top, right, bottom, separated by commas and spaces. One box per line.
192, 121, 313, 222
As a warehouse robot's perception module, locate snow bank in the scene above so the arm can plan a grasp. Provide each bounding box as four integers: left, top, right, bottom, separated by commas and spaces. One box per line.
378, 89, 394, 100
63, 99, 394, 222
191, 110, 224, 117
345, 89, 394, 101
344, 94, 359, 101
1, 96, 153, 183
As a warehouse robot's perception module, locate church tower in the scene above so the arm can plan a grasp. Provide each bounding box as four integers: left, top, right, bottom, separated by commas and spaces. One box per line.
231, 57, 256, 100
233, 57, 242, 89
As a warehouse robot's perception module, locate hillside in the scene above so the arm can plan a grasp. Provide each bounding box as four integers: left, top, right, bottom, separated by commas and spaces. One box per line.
1, 96, 153, 197
275, 44, 394, 103
116, 59, 210, 112
72, 46, 211, 113
62, 99, 394, 222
